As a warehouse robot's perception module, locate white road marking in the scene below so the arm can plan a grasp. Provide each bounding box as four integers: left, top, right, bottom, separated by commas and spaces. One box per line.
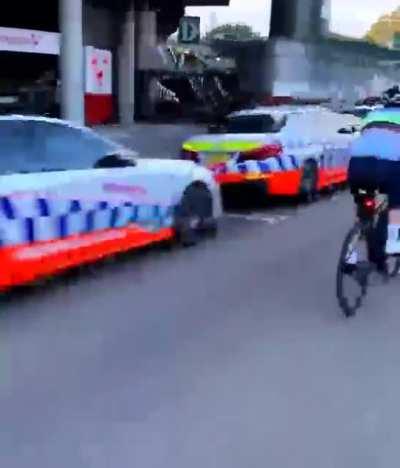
225, 213, 290, 224
276, 215, 289, 222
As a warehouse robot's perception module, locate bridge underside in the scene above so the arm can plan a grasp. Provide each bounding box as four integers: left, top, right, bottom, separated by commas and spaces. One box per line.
1, 0, 328, 43
0, 0, 227, 38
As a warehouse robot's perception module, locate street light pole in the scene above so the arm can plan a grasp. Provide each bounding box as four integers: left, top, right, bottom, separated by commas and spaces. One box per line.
59, 0, 85, 125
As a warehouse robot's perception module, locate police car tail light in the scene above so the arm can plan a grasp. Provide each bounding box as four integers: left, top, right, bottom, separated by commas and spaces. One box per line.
237, 143, 283, 162
180, 149, 200, 163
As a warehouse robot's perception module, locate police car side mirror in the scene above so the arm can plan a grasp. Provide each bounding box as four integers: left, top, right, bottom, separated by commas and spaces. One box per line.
94, 154, 136, 168
338, 127, 353, 134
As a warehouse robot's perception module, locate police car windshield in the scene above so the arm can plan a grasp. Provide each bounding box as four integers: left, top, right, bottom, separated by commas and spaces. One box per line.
226, 114, 282, 134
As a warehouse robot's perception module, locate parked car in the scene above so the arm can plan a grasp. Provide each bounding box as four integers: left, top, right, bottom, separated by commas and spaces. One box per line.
0, 116, 221, 291
180, 105, 361, 201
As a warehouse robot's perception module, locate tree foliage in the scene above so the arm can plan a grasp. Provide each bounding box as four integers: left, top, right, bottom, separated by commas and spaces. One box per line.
204, 23, 260, 42
365, 8, 400, 47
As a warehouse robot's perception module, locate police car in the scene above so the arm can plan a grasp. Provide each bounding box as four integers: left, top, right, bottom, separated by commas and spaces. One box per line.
0, 115, 222, 291
180, 105, 361, 200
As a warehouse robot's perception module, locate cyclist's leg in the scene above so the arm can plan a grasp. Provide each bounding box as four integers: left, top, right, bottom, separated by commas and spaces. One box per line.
348, 156, 386, 269
370, 208, 388, 272
381, 160, 400, 254
382, 160, 400, 208
366, 158, 388, 271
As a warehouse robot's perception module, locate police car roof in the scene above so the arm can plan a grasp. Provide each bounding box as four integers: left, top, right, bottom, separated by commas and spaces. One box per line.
0, 114, 86, 131
228, 105, 324, 118
0, 114, 124, 149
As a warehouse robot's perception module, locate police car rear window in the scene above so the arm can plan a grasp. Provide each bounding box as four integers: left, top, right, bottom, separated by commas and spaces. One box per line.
226, 114, 285, 134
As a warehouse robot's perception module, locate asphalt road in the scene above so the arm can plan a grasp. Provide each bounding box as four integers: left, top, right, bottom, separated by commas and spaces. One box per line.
1, 191, 400, 467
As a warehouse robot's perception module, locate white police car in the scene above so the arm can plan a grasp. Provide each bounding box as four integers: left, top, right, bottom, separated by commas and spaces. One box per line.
181, 105, 361, 200
0, 115, 221, 290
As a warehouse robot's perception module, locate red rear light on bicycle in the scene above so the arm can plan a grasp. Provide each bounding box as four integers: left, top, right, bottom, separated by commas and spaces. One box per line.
180, 149, 200, 163
357, 196, 376, 220
363, 198, 376, 211
237, 143, 283, 162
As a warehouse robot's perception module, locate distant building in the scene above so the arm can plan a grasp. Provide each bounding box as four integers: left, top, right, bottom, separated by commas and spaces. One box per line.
209, 11, 218, 32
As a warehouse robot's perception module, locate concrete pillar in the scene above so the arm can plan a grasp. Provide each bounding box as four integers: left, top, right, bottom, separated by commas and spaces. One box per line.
136, 8, 164, 119
136, 10, 159, 71
118, 3, 136, 124
269, 0, 330, 40
59, 0, 85, 124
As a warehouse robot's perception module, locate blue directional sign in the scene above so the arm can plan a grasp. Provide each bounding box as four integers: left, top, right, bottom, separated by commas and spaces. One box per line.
178, 16, 200, 45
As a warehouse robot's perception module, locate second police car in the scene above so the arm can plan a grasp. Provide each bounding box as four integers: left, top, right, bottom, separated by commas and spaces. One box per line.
181, 105, 361, 200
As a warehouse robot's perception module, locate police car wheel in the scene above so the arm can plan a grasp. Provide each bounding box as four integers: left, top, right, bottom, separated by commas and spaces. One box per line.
300, 160, 318, 203
175, 183, 214, 247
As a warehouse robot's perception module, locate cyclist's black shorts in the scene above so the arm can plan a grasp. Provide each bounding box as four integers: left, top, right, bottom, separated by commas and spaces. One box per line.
348, 157, 400, 208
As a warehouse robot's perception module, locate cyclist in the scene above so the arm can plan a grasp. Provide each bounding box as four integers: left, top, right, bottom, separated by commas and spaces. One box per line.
348, 85, 400, 272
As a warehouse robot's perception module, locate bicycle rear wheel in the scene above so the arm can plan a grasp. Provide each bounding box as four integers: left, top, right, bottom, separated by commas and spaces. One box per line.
336, 223, 370, 317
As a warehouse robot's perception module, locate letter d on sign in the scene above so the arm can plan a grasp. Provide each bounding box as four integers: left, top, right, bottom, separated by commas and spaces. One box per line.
178, 17, 200, 45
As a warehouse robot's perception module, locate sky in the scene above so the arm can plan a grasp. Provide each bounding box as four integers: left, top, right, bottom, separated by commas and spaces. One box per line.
186, 0, 400, 38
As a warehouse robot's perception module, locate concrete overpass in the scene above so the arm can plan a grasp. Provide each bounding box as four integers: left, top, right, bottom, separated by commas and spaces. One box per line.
267, 0, 397, 102
211, 0, 397, 105
56, 0, 331, 124
0, 0, 230, 125
5, 0, 380, 124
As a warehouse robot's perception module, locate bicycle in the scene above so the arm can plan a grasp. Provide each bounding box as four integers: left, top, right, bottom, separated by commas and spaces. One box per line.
336, 189, 400, 317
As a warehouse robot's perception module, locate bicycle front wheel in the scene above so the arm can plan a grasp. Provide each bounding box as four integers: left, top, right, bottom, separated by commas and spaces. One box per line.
336, 223, 370, 318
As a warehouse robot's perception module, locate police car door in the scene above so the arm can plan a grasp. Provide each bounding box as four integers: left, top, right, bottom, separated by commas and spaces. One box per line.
281, 112, 320, 167
32, 121, 174, 236
324, 111, 358, 170
0, 120, 167, 249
